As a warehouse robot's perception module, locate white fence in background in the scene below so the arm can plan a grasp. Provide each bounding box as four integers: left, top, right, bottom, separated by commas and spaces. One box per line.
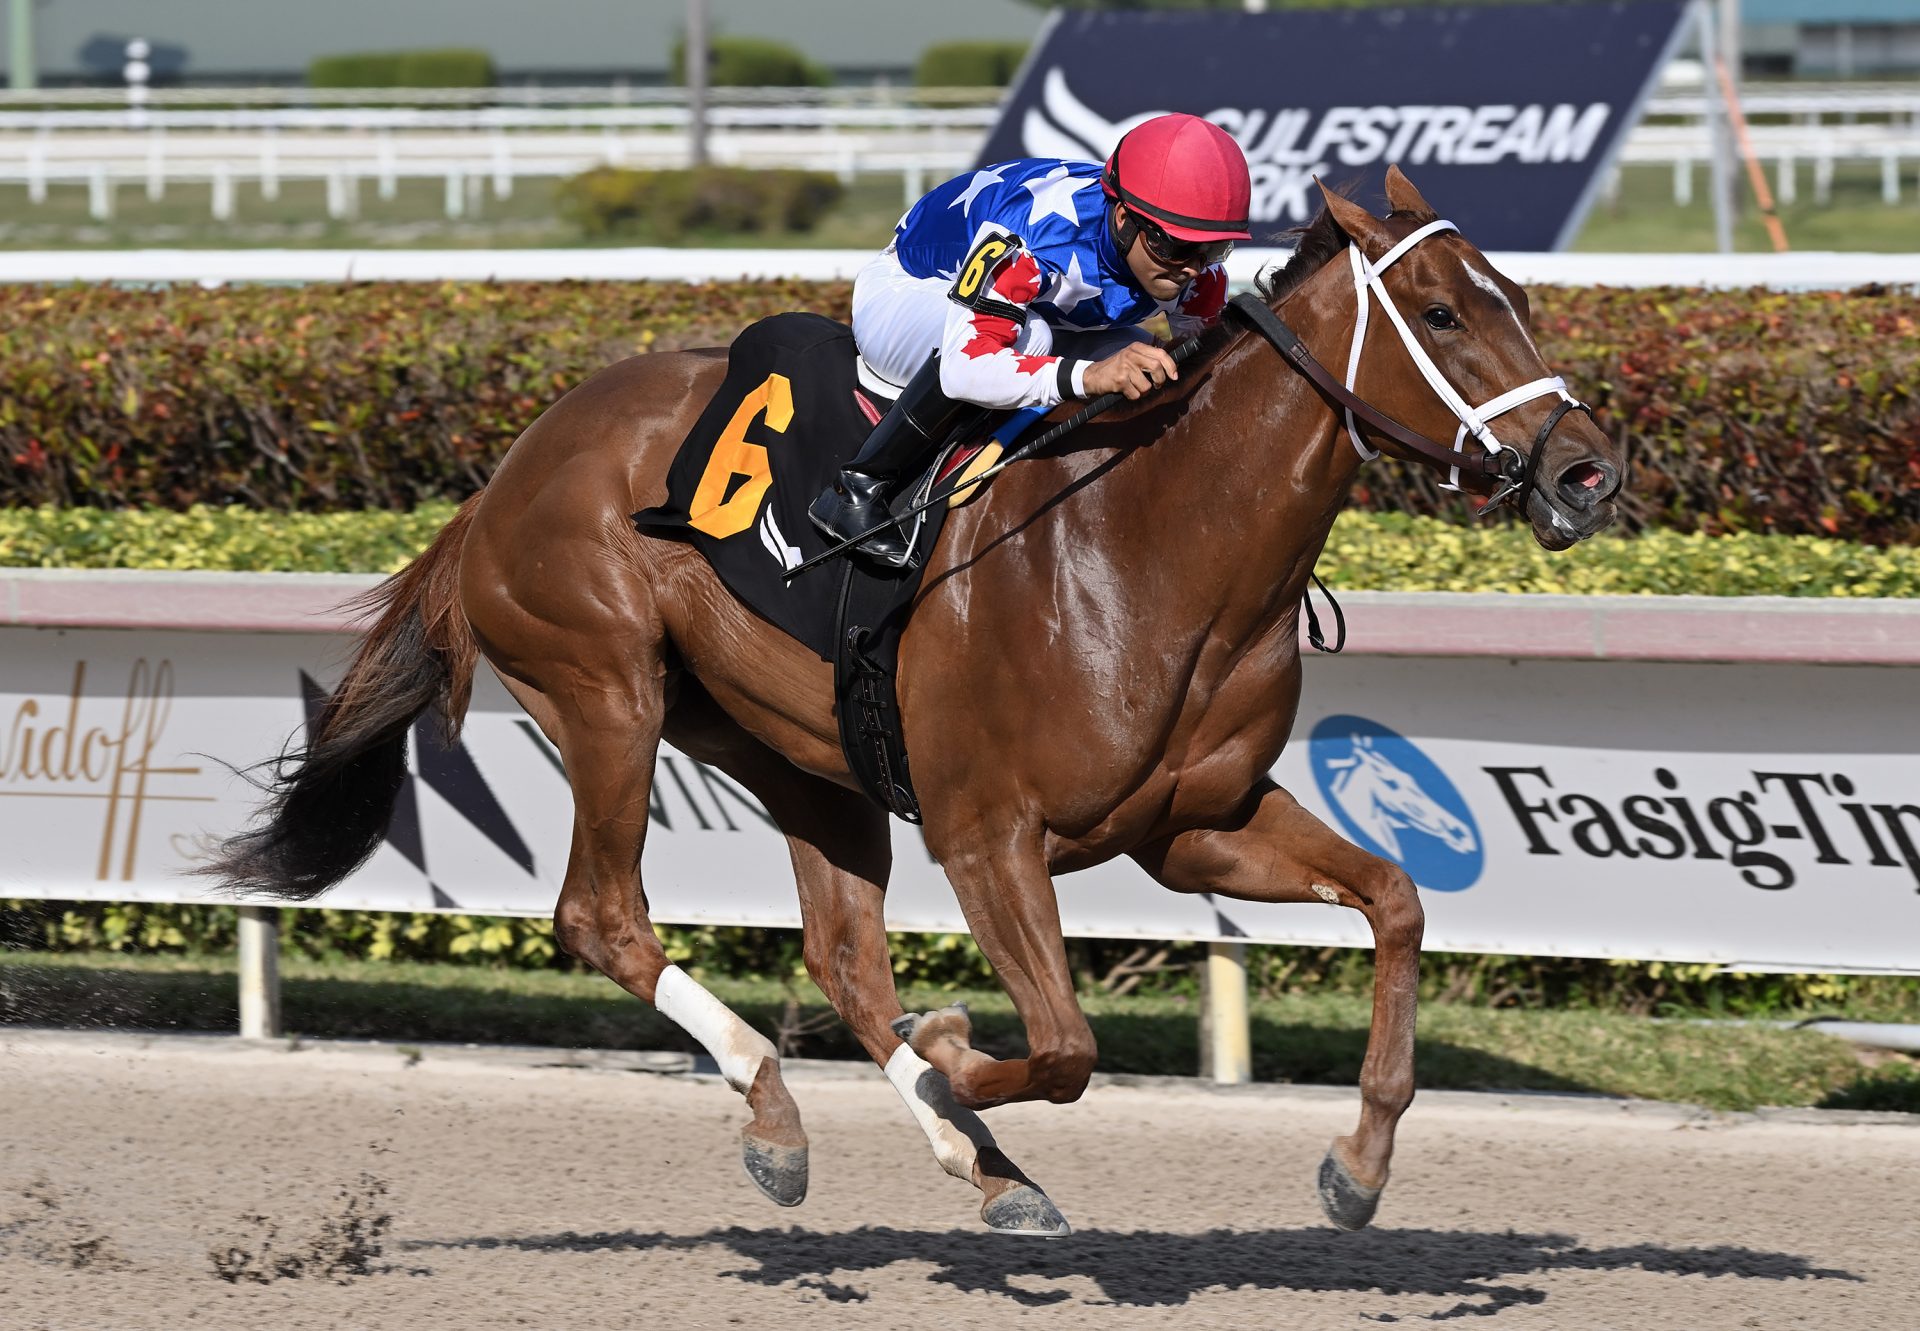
0, 78, 1910, 118
0, 85, 1006, 110
0, 246, 1914, 291
5, 84, 1920, 221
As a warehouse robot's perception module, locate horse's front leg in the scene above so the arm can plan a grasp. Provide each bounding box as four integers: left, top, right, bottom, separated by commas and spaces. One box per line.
1132, 778, 1425, 1231
902, 833, 1097, 1112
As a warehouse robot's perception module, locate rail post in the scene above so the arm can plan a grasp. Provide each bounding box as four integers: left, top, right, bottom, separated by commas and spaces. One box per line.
1697, 0, 1735, 252
686, 0, 709, 168
1203, 941, 1252, 1085
8, 0, 36, 91
237, 906, 281, 1040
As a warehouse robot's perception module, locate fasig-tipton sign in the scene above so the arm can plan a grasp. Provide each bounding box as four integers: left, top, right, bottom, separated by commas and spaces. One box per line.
3, 625, 1917, 975
981, 2, 1691, 251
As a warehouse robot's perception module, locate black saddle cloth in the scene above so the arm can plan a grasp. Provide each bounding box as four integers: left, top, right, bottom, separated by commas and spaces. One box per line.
632, 312, 954, 820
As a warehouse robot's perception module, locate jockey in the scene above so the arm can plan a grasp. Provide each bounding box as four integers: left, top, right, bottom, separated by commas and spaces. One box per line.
808, 112, 1252, 565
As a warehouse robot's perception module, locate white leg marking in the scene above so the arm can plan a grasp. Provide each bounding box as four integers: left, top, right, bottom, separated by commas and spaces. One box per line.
654, 964, 777, 1095
884, 1044, 996, 1183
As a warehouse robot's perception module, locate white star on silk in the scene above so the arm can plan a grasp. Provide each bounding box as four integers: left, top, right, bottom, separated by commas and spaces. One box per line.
947, 167, 1004, 214
1023, 165, 1098, 227
1044, 252, 1101, 316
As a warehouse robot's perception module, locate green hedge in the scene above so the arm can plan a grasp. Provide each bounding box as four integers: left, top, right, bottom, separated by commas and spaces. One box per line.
8, 900, 1915, 1022
0, 281, 1915, 543
2, 504, 1914, 596
671, 34, 830, 88
0, 280, 828, 511
308, 49, 494, 88
916, 41, 1029, 87
557, 166, 844, 241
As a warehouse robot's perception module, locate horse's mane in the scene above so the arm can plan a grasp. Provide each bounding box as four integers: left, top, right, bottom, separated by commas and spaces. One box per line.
1254, 185, 1438, 305
1123, 188, 1429, 419
1160, 190, 1437, 383
1255, 205, 1351, 305
1172, 202, 1353, 380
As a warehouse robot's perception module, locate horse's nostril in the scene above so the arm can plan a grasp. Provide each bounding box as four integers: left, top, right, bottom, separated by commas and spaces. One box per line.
1556, 460, 1615, 507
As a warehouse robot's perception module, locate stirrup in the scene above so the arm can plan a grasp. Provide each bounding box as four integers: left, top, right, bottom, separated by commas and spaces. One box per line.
808, 482, 915, 568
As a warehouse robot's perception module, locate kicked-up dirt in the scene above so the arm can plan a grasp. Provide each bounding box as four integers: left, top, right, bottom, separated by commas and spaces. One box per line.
0, 1028, 1914, 1329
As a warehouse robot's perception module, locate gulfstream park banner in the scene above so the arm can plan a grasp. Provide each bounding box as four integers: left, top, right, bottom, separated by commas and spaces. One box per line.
983, 1, 1691, 251
3, 622, 1917, 975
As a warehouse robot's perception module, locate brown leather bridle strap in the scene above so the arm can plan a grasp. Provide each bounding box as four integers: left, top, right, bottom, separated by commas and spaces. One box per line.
1226, 292, 1508, 490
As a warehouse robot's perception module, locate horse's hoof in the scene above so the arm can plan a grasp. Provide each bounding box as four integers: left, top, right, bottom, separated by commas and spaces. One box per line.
1317, 1149, 1382, 1231
890, 1013, 920, 1042
741, 1134, 809, 1208
981, 1184, 1072, 1238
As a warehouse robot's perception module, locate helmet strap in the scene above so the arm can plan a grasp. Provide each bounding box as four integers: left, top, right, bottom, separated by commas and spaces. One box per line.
1110, 203, 1139, 259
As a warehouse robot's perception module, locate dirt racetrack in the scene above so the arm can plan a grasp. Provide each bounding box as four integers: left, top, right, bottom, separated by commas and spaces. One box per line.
2, 1028, 1914, 1330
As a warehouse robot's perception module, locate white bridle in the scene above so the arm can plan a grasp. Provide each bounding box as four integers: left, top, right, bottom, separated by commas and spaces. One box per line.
1340, 218, 1581, 493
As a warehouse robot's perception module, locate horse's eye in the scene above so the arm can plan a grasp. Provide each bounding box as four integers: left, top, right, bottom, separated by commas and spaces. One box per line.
1424, 305, 1459, 331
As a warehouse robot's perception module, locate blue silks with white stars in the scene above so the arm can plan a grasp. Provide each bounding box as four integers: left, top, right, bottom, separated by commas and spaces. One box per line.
891, 158, 1166, 334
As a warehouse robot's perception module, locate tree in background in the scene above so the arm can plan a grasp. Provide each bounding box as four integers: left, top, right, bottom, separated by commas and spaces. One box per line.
308, 49, 496, 88
916, 41, 1030, 87
671, 34, 831, 88
1016, 1, 1528, 8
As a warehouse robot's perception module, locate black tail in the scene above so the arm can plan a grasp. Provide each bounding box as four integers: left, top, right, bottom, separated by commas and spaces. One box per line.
202, 496, 484, 901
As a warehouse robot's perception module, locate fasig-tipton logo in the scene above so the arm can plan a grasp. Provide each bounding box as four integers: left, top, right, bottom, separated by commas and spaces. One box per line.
1309, 715, 1483, 892
1486, 766, 1920, 892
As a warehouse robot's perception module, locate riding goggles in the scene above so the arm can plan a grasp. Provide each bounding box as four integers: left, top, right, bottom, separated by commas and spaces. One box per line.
1133, 212, 1235, 270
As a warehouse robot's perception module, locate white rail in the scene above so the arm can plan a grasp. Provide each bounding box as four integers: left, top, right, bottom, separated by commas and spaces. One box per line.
0, 246, 1913, 291
7, 81, 1920, 222
0, 85, 1006, 110
7, 126, 1920, 223
0, 78, 1910, 119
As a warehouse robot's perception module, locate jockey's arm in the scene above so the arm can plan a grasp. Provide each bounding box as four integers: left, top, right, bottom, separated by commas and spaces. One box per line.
938, 240, 1084, 411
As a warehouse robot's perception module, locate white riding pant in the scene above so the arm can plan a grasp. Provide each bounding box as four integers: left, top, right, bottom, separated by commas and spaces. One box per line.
850, 249, 1150, 395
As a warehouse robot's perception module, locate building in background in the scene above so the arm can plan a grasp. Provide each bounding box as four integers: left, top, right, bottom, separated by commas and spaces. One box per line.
8, 1, 1920, 88
0, 0, 1045, 87
1745, 0, 1920, 77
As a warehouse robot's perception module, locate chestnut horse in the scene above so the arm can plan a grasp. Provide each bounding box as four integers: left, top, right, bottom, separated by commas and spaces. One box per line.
210, 171, 1623, 1237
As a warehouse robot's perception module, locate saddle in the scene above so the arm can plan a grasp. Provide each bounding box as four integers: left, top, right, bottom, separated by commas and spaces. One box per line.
632, 312, 996, 823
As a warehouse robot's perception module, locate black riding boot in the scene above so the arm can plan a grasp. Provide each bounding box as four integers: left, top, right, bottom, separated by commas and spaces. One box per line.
808, 354, 970, 567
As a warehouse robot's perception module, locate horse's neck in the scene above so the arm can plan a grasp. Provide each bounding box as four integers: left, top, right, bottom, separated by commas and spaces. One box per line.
1116, 282, 1365, 629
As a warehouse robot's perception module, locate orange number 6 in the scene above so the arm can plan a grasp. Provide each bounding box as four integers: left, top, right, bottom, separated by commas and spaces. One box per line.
688, 373, 792, 539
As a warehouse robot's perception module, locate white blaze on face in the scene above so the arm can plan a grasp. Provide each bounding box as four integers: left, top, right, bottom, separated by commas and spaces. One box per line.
884, 1044, 996, 1182
654, 964, 777, 1095
1465, 263, 1527, 338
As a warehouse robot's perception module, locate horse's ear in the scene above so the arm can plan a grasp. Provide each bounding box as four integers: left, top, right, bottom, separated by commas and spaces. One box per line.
1382, 165, 1438, 222
1314, 178, 1392, 258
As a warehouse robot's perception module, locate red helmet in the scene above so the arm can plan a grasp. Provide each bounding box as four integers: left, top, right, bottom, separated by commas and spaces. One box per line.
1102, 113, 1252, 243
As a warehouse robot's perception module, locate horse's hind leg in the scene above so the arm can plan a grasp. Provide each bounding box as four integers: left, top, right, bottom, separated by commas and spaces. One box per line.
499, 669, 810, 1208
1131, 778, 1424, 1232
663, 697, 1070, 1237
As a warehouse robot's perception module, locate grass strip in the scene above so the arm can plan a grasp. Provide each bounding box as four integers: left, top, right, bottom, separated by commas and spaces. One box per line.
2, 504, 1915, 597
3, 951, 1912, 1114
